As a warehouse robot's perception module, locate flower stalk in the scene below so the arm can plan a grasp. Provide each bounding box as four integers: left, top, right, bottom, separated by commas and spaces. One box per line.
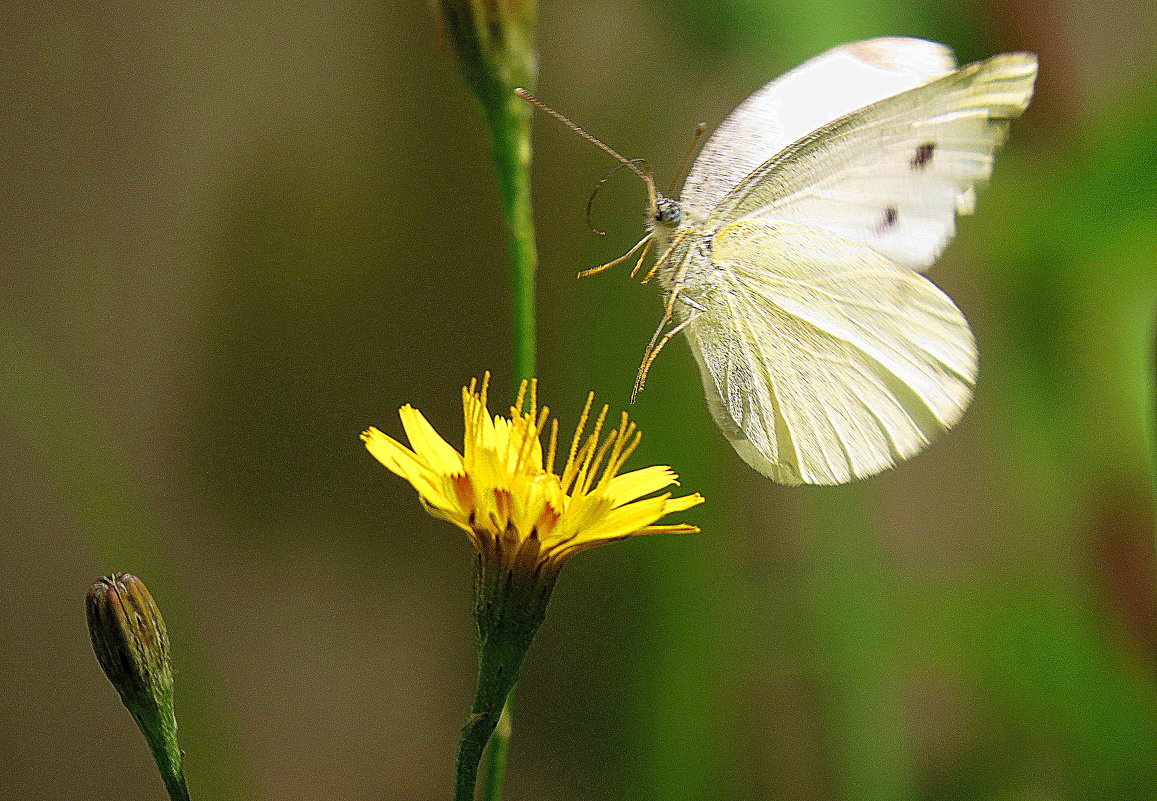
456, 542, 560, 801
436, 1, 539, 794
480, 696, 514, 801
436, 0, 538, 382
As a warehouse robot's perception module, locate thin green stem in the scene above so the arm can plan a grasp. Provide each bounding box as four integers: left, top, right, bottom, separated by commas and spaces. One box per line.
480, 692, 514, 801
455, 710, 500, 801
452, 675, 509, 801
443, 4, 538, 791
455, 551, 554, 801
140, 723, 192, 801
485, 97, 537, 383
453, 634, 513, 801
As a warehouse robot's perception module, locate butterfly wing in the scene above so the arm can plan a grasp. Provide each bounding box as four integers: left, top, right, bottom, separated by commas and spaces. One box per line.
681, 220, 976, 485
708, 52, 1038, 271
679, 37, 957, 218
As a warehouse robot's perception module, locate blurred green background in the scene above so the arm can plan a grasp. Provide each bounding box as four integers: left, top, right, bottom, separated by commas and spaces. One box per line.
2, 0, 1155, 799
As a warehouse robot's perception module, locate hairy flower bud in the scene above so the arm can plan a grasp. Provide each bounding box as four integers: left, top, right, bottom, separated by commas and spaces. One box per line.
87, 573, 174, 710
86, 573, 189, 801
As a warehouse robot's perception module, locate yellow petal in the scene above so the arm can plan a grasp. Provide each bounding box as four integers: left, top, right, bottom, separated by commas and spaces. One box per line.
362, 427, 453, 508
661, 492, 705, 515
554, 522, 698, 560
563, 494, 675, 546
603, 465, 681, 507
422, 495, 474, 534
549, 492, 614, 543
399, 405, 463, 474
634, 522, 700, 536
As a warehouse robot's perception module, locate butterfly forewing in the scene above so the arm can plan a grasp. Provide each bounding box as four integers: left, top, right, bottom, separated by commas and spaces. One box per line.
707, 53, 1038, 271
680, 220, 977, 485
680, 37, 957, 217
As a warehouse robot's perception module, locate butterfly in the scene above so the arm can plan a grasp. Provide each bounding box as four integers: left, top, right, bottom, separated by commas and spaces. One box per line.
520, 37, 1037, 485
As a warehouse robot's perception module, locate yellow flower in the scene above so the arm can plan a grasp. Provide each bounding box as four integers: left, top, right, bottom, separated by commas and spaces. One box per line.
363, 375, 702, 800
361, 374, 703, 572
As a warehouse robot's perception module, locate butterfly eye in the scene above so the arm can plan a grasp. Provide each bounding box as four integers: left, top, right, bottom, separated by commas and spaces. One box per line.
655, 197, 684, 226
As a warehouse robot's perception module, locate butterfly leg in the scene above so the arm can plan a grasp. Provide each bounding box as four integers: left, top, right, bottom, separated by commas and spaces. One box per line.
640, 229, 690, 284
628, 238, 655, 278
679, 295, 707, 313
632, 306, 705, 402
579, 234, 653, 279
638, 288, 681, 377
636, 250, 694, 373
633, 231, 702, 400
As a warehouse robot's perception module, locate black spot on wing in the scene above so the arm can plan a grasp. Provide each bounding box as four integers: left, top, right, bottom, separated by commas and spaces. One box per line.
911, 142, 936, 171
877, 205, 899, 233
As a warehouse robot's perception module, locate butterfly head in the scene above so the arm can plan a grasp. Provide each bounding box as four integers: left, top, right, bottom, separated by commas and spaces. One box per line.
653, 195, 684, 227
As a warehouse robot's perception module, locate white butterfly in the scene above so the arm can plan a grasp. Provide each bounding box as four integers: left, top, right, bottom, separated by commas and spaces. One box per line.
522, 38, 1038, 485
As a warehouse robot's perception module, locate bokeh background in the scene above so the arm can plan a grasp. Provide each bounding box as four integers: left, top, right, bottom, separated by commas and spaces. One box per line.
2, 0, 1155, 799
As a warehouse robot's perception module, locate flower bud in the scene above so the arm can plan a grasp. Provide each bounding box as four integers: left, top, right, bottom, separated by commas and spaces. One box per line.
87, 573, 174, 712
86, 573, 189, 801
437, 0, 536, 114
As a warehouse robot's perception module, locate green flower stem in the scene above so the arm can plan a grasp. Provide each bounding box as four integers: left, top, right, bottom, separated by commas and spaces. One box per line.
485, 97, 538, 383
455, 551, 556, 801
455, 675, 518, 801
470, 60, 536, 801
480, 693, 514, 801
455, 720, 496, 801
141, 721, 192, 801
439, 2, 538, 794
436, 0, 537, 383
476, 95, 536, 800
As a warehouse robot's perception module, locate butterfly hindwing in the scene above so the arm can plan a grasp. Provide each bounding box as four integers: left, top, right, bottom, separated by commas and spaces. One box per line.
680, 220, 977, 485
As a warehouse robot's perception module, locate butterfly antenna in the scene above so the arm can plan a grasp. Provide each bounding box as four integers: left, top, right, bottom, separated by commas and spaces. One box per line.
586, 159, 650, 235
515, 88, 659, 214
668, 122, 707, 197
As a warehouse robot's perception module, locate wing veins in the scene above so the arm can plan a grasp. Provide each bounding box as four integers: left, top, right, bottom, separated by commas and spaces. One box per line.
734, 272, 974, 379
730, 277, 958, 431
730, 297, 803, 475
